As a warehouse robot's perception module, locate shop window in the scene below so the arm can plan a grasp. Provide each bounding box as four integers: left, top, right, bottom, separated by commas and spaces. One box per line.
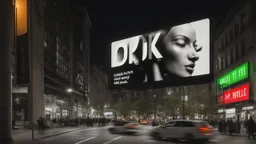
15, 98, 20, 104
62, 109, 68, 118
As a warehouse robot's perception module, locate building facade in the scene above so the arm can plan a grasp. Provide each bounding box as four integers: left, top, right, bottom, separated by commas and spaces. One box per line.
44, 0, 91, 119
12, 0, 91, 125
214, 0, 256, 121
90, 65, 112, 117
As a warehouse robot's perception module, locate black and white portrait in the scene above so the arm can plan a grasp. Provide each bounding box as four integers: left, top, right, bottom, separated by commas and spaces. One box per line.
110, 18, 210, 89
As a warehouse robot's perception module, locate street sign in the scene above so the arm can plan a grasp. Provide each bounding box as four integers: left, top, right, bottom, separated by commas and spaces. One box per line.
217, 62, 249, 88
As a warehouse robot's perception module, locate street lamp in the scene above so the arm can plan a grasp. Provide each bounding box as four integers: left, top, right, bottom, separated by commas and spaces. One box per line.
66, 88, 73, 93
66, 88, 84, 95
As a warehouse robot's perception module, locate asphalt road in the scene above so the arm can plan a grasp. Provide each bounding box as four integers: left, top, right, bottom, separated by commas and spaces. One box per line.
38, 125, 256, 144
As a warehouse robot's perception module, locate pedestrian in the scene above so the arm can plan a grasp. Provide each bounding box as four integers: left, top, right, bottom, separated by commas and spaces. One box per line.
41, 117, 46, 134
235, 118, 241, 134
218, 119, 223, 134
247, 117, 256, 140
229, 119, 235, 135
37, 117, 42, 133
223, 119, 227, 134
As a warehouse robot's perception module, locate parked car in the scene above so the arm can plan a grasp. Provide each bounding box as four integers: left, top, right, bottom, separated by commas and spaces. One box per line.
108, 120, 141, 134
149, 120, 216, 143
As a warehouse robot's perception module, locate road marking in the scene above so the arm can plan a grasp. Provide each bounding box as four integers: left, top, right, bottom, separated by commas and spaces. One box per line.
43, 128, 98, 141
74, 137, 95, 144
85, 134, 98, 136
102, 136, 122, 144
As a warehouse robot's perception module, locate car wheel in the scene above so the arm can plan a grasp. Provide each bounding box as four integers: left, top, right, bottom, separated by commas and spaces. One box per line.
184, 133, 195, 141
109, 128, 115, 133
166, 138, 177, 142
154, 132, 162, 140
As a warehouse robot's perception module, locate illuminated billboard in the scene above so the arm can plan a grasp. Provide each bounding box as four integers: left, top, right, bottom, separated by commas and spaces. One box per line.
217, 62, 249, 89
218, 83, 249, 105
109, 18, 212, 90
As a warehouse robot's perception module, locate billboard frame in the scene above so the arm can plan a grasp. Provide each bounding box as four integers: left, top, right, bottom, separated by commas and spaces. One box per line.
108, 17, 215, 91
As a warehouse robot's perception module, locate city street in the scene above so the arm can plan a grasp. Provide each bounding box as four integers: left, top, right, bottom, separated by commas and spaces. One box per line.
35, 125, 256, 144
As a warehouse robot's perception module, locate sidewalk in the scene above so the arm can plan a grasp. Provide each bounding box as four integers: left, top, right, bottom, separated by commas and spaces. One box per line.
12, 125, 89, 144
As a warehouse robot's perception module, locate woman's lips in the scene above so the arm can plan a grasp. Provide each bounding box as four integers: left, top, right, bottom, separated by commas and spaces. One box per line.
185, 66, 194, 74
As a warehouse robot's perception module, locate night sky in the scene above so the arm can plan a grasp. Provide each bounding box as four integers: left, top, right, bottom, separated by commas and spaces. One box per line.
75, 0, 235, 71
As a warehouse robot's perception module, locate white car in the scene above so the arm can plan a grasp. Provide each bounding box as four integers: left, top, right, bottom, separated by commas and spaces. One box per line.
108, 120, 141, 134
150, 120, 216, 142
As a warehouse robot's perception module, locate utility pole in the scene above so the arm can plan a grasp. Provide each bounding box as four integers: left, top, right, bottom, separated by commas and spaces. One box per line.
182, 86, 185, 120
153, 94, 156, 120
0, 0, 14, 143
28, 1, 34, 139
76, 94, 79, 126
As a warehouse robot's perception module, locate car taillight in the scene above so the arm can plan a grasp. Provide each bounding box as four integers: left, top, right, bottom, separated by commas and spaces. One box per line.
128, 124, 136, 128
198, 126, 212, 133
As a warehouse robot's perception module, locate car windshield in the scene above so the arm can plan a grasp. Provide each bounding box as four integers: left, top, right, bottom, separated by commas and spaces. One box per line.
197, 121, 210, 127
113, 121, 130, 126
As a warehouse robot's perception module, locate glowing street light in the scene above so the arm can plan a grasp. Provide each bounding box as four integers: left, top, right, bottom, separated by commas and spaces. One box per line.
66, 88, 84, 96
66, 88, 73, 93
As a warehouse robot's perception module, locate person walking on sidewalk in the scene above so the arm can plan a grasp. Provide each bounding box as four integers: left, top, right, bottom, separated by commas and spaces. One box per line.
38, 116, 46, 134
248, 117, 256, 140
37, 117, 42, 133
37, 117, 46, 134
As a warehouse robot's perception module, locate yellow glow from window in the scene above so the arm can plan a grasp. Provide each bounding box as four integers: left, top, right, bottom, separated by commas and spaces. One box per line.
16, 0, 27, 36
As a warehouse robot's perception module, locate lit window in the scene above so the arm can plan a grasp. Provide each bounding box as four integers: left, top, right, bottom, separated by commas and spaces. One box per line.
80, 40, 83, 51
44, 40, 47, 48
218, 56, 221, 70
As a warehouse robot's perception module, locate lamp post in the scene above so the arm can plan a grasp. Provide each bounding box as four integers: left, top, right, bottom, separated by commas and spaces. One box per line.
181, 86, 185, 120
153, 94, 156, 120
181, 86, 188, 120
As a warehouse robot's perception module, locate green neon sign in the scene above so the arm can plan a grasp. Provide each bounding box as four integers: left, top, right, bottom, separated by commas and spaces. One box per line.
217, 62, 249, 88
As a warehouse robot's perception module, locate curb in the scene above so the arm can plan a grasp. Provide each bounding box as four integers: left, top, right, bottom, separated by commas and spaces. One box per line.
34, 128, 84, 141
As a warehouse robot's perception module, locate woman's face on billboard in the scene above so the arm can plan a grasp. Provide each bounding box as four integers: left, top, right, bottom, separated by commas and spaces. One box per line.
161, 23, 202, 77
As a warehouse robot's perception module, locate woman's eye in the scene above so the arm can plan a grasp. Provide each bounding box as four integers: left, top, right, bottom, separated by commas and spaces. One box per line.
194, 44, 198, 49
174, 39, 186, 47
